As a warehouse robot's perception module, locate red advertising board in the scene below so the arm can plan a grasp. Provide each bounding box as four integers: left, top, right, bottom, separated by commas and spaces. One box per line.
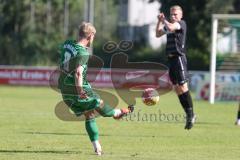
0, 66, 53, 86
0, 66, 170, 89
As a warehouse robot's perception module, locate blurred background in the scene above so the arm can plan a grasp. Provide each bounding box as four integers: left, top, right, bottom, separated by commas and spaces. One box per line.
0, 0, 239, 69
0, 2, 240, 159
0, 0, 240, 101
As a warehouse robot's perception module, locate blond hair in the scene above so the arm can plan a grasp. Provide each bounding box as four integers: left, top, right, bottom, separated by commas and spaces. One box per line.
170, 5, 183, 13
78, 22, 96, 39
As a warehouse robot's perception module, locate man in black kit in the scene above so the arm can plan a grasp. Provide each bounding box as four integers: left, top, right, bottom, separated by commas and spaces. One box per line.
155, 5, 196, 130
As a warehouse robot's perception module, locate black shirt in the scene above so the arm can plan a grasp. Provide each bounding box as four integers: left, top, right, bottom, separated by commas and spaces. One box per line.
166, 20, 187, 56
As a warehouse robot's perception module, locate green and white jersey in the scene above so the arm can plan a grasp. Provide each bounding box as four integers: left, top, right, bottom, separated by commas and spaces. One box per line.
58, 40, 101, 113
58, 40, 90, 91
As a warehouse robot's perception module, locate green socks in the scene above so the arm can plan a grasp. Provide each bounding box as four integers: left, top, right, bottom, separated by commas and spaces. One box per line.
96, 104, 115, 117
85, 119, 99, 142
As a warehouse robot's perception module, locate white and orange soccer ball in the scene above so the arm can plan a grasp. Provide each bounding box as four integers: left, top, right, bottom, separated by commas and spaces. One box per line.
142, 88, 159, 106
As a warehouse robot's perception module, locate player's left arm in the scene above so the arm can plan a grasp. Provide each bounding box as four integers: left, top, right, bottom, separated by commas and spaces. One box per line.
164, 20, 181, 32
75, 65, 87, 99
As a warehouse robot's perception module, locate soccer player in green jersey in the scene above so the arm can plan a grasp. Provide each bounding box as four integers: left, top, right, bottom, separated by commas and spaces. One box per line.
58, 22, 134, 155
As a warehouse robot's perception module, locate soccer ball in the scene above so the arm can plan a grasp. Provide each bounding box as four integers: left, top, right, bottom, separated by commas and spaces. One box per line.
142, 88, 159, 106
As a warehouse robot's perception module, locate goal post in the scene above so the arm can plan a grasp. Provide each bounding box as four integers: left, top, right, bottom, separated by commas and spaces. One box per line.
210, 14, 240, 104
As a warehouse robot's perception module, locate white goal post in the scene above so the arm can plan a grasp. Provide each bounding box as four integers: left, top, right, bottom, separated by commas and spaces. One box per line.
210, 14, 240, 104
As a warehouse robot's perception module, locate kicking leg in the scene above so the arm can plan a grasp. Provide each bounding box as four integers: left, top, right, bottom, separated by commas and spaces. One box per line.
95, 100, 134, 119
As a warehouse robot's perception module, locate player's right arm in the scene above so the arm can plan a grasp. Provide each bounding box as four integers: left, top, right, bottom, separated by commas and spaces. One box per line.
156, 13, 166, 38
75, 65, 87, 99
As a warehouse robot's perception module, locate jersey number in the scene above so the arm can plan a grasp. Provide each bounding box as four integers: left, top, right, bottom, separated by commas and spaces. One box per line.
63, 51, 71, 71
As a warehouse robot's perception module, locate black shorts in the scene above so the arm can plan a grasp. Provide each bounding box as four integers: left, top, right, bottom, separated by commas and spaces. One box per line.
168, 55, 188, 85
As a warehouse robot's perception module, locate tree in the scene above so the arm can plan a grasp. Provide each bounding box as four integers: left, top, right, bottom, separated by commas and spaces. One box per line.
0, 0, 85, 65
0, 0, 119, 66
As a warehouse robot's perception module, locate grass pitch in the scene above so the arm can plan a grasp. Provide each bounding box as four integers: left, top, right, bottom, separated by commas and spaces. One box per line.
0, 86, 239, 160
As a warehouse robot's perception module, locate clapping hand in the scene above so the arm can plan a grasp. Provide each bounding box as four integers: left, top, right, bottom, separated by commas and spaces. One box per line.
157, 13, 165, 22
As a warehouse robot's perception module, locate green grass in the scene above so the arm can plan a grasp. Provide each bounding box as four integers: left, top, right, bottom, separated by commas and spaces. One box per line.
0, 86, 239, 160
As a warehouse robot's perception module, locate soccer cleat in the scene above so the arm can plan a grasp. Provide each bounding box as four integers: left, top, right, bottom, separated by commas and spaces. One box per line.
113, 105, 135, 120
92, 140, 102, 156
235, 119, 240, 126
185, 114, 196, 130
128, 104, 135, 113
95, 148, 102, 156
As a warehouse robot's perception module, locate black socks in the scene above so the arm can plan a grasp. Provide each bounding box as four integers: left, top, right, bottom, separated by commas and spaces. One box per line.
178, 91, 194, 118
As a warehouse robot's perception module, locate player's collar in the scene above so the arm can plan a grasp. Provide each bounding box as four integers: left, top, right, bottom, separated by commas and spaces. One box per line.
77, 42, 88, 50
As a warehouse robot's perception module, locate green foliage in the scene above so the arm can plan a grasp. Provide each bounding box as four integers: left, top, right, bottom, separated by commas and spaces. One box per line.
0, 0, 238, 70
187, 48, 210, 70
128, 45, 168, 65
0, 0, 84, 66
94, 0, 119, 42
0, 0, 120, 66
93, 42, 168, 68
92, 0, 120, 68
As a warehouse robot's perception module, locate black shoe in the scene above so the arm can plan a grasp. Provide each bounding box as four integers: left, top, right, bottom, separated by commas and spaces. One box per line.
185, 115, 196, 130
128, 104, 135, 113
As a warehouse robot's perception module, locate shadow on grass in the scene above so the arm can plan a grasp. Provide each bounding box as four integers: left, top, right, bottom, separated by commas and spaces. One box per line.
0, 149, 81, 154
195, 122, 222, 125
23, 131, 158, 138
23, 131, 87, 136
25, 131, 209, 138
22, 121, 222, 138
